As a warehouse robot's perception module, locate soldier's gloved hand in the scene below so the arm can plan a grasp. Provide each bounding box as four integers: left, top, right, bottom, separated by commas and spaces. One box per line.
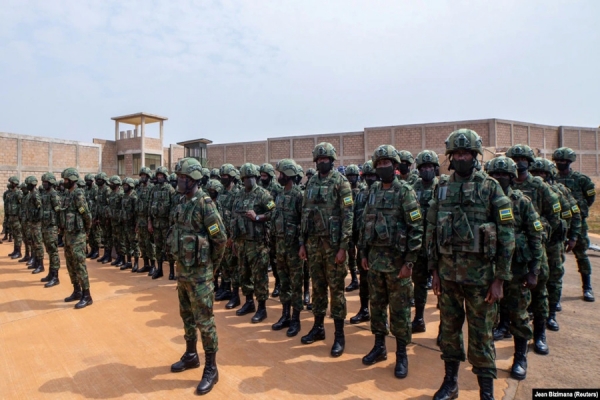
431, 270, 442, 296
565, 238, 577, 253
485, 278, 504, 303
361, 257, 369, 271
524, 272, 538, 289
335, 249, 346, 265
299, 245, 307, 261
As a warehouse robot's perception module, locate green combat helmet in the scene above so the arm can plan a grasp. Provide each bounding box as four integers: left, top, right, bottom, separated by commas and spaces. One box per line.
415, 150, 440, 168
306, 168, 316, 177
345, 164, 360, 176
84, 173, 96, 182
506, 144, 535, 163
362, 160, 376, 175
77, 179, 86, 188
155, 166, 169, 178
95, 172, 108, 183
41, 172, 57, 185
552, 147, 577, 163
169, 173, 177, 182
239, 163, 260, 179
259, 163, 276, 177
175, 157, 204, 180
139, 167, 152, 177
201, 168, 210, 178
25, 176, 38, 186
312, 142, 338, 162
486, 156, 518, 178
122, 177, 135, 188
276, 159, 300, 177
9, 176, 20, 185
62, 168, 80, 182
210, 168, 221, 179
445, 129, 484, 155
219, 163, 236, 177
297, 164, 304, 179
206, 178, 224, 194
372, 144, 401, 165
6, 183, 11, 189
529, 157, 551, 174
108, 175, 122, 186
133, 178, 139, 186
396, 150, 415, 165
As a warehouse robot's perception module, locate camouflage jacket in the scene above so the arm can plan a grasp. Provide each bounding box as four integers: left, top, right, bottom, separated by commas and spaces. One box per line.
426, 170, 515, 285
511, 174, 562, 239
121, 190, 138, 227
549, 182, 582, 242
353, 184, 370, 238
555, 169, 595, 219
61, 187, 91, 234
25, 189, 43, 223
413, 176, 439, 257
41, 188, 61, 227
217, 184, 239, 238
84, 184, 99, 219
20, 192, 30, 222
107, 188, 124, 222
149, 182, 176, 225
5, 188, 23, 217
358, 178, 423, 271
301, 169, 354, 250
135, 183, 154, 227
96, 184, 111, 220
508, 188, 543, 277
400, 173, 418, 186
170, 191, 185, 226
272, 185, 303, 244
230, 184, 274, 242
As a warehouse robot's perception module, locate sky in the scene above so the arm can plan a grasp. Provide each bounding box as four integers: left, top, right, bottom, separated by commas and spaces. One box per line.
1, 0, 599, 145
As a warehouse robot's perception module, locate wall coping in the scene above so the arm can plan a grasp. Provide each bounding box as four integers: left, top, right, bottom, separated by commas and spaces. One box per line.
1, 131, 101, 148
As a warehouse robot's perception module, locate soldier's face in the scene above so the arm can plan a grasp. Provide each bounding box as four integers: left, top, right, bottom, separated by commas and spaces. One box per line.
376, 159, 393, 168
452, 149, 473, 161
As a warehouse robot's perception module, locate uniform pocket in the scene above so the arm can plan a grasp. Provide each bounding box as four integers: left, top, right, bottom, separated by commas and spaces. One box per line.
329, 216, 340, 245
65, 213, 75, 232
180, 234, 197, 267
437, 211, 453, 254
396, 222, 407, 252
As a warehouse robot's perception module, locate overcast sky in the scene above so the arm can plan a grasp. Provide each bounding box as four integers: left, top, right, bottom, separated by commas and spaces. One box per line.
1, 0, 598, 145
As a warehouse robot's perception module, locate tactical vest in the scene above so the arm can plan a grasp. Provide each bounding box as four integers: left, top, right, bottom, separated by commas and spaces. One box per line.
171, 192, 211, 271
135, 184, 153, 224
41, 190, 59, 226
150, 185, 173, 220
231, 186, 268, 241
414, 177, 438, 223
273, 186, 302, 244
20, 193, 30, 221
548, 183, 569, 242
96, 185, 110, 219
107, 190, 123, 221
556, 171, 592, 218
26, 191, 42, 223
121, 192, 137, 226
512, 175, 551, 217
85, 186, 97, 218
510, 189, 534, 266
6, 189, 21, 216
170, 192, 185, 224
362, 180, 408, 251
217, 186, 238, 236
62, 189, 86, 234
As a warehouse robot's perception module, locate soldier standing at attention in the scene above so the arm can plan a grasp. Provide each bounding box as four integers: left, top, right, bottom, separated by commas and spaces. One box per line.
217, 164, 240, 305
84, 174, 100, 259
6, 177, 24, 259
120, 178, 140, 271
259, 163, 283, 298
148, 166, 176, 279
135, 168, 156, 274
487, 157, 543, 381
358, 145, 423, 378
95, 173, 112, 264
107, 176, 126, 268
301, 167, 316, 307
505, 144, 561, 356
19, 183, 34, 267
39, 173, 62, 287
2, 183, 10, 243
25, 176, 45, 274
168, 158, 226, 395
199, 168, 210, 191
61, 168, 93, 309
271, 159, 304, 336
230, 163, 274, 323
410, 150, 441, 334
553, 147, 596, 302
167, 172, 183, 280
427, 129, 515, 400
343, 164, 363, 292
299, 142, 353, 357
205, 179, 225, 289
397, 150, 417, 185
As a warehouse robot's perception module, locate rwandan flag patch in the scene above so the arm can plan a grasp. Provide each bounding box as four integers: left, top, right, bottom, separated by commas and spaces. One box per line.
552, 202, 561, 213
561, 210, 572, 219
208, 224, 220, 236
266, 201, 275, 210
343, 196, 353, 206
409, 209, 422, 221
533, 220, 543, 231
587, 189, 596, 197
78, 207, 86, 214
499, 208, 513, 221
572, 205, 580, 213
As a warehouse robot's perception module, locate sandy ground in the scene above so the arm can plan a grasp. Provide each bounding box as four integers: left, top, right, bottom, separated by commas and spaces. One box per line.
0, 239, 598, 399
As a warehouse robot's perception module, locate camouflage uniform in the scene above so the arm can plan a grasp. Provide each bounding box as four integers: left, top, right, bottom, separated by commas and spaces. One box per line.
427, 130, 515, 397
300, 142, 353, 357
84, 174, 101, 257
40, 173, 62, 285
230, 163, 274, 323
107, 176, 125, 266
217, 164, 240, 304
397, 150, 418, 185
5, 178, 23, 258
120, 178, 140, 269
553, 147, 596, 302
167, 173, 184, 280
95, 173, 113, 263
20, 184, 33, 262
359, 145, 423, 377
344, 164, 364, 292
259, 163, 283, 297
25, 176, 45, 272
136, 168, 156, 272
149, 166, 176, 278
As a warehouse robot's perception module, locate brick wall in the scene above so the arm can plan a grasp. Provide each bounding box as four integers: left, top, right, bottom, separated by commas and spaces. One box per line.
246, 142, 267, 165
93, 139, 118, 177
269, 139, 290, 160
343, 134, 365, 158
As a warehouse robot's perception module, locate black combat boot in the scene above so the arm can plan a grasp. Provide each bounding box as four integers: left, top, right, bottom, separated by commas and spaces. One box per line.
171, 339, 200, 372
410, 298, 415, 307
345, 268, 359, 292
287, 308, 301, 337
40, 268, 52, 282
492, 311, 512, 341
533, 316, 549, 355
131, 257, 139, 273
64, 284, 82, 302
433, 361, 460, 400
89, 247, 99, 260
556, 301, 562, 312
251, 300, 267, 323
272, 302, 291, 330
330, 319, 345, 357
32, 257, 45, 274
116, 255, 126, 268
394, 338, 409, 378
9, 244, 22, 259
426, 274, 433, 290
44, 269, 60, 288
301, 315, 325, 344
362, 334, 387, 365
8, 233, 13, 242
96, 248, 106, 263
168, 261, 176, 280
411, 304, 426, 333
152, 261, 164, 279
102, 251, 113, 264
477, 376, 494, 400
582, 273, 595, 302
303, 269, 310, 307
148, 259, 157, 276
213, 277, 222, 298
120, 255, 132, 270
8, 243, 18, 257
110, 254, 121, 266
510, 336, 528, 380
546, 303, 559, 331
215, 281, 231, 300
350, 297, 370, 324
196, 352, 218, 396
138, 259, 152, 273
86, 247, 94, 258
1, 229, 7, 241
236, 295, 256, 316
27, 256, 36, 269
271, 280, 281, 298
18, 250, 30, 262
226, 287, 241, 309
74, 289, 93, 309
57, 234, 64, 247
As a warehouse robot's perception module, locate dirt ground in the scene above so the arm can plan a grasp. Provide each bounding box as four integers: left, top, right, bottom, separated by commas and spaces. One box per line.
0, 238, 598, 399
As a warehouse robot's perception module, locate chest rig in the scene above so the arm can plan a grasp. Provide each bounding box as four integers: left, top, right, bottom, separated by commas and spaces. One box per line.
362, 180, 407, 251
302, 172, 344, 246
273, 186, 302, 244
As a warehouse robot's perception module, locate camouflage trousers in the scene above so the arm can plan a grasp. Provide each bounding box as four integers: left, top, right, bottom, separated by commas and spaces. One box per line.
138, 223, 156, 260
111, 219, 125, 256
42, 225, 60, 271
218, 245, 236, 284
88, 221, 102, 249
347, 240, 357, 271
235, 239, 269, 301
276, 239, 303, 311
153, 219, 170, 262
573, 219, 592, 275
178, 277, 218, 353
499, 272, 533, 340
546, 240, 565, 307
30, 221, 44, 259
368, 268, 412, 345
101, 217, 113, 252
7, 216, 22, 247
530, 250, 549, 320
269, 233, 278, 283
65, 232, 90, 290
439, 279, 497, 379
122, 224, 140, 258
306, 236, 347, 320
412, 253, 429, 308
22, 221, 32, 255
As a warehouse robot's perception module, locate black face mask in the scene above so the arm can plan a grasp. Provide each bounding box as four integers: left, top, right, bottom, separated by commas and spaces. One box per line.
123, 185, 131, 193
139, 176, 148, 184
109, 184, 117, 191
260, 177, 271, 187
63, 180, 74, 189
86, 180, 93, 187
170, 181, 177, 189
556, 162, 569, 171
516, 161, 529, 173
277, 175, 290, 186
177, 176, 196, 194
317, 161, 333, 174
398, 163, 410, 175
200, 176, 209, 186
243, 177, 256, 190
347, 176, 358, 186
452, 159, 474, 176
157, 176, 166, 184
42, 182, 50, 191
208, 190, 218, 200
27, 184, 36, 192
494, 176, 511, 194
221, 177, 232, 187
420, 169, 435, 182
96, 180, 105, 187
376, 166, 395, 183
365, 178, 377, 187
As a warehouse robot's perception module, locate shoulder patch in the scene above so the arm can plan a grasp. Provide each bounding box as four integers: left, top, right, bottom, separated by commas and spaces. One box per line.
561, 210, 573, 219
78, 207, 86, 214
343, 196, 353, 207
409, 209, 422, 221
208, 223, 220, 236
533, 220, 543, 231
266, 200, 275, 210
552, 202, 561, 213
587, 189, 596, 197
572, 205, 580, 214
499, 208, 514, 221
